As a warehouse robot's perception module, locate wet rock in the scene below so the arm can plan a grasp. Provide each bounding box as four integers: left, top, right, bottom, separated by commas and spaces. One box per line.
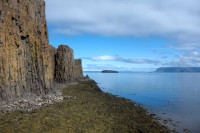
163, 119, 168, 124
150, 113, 156, 117
183, 129, 190, 133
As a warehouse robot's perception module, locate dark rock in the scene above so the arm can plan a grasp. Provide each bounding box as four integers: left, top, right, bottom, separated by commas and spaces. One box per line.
55, 45, 75, 83
86, 75, 90, 79
163, 119, 168, 124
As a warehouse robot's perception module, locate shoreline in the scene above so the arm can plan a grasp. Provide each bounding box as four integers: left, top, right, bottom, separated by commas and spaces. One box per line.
0, 80, 172, 133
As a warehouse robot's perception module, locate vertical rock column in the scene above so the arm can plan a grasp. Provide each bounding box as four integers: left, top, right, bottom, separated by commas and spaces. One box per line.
0, 0, 84, 101
43, 45, 56, 91
55, 45, 75, 83
0, 0, 50, 100
74, 59, 83, 81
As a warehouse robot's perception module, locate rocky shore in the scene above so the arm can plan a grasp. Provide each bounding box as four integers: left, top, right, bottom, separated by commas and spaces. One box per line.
0, 80, 172, 133
0, 82, 77, 114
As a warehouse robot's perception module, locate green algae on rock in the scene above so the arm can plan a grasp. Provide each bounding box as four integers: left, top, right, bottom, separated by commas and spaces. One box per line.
0, 80, 171, 133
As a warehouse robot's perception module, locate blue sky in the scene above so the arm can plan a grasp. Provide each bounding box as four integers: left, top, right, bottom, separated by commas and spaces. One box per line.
46, 0, 200, 72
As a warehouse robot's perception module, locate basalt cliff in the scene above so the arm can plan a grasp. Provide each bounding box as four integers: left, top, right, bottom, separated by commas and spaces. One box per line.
0, 0, 83, 103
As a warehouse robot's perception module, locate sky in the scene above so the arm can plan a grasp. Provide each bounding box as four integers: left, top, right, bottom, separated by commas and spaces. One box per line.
45, 0, 200, 72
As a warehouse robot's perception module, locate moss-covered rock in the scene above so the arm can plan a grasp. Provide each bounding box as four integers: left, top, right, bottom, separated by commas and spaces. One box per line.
0, 81, 171, 133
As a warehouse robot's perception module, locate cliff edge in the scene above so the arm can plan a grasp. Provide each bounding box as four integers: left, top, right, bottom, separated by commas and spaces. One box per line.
0, 0, 83, 102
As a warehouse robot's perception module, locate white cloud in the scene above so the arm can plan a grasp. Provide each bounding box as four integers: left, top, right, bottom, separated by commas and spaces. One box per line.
46, 0, 200, 38
46, 0, 200, 67
83, 55, 160, 65
83, 64, 155, 72
91, 55, 117, 61
83, 64, 126, 71
164, 50, 200, 66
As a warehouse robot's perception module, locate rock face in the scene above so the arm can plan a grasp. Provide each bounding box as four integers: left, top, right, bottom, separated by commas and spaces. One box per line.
74, 59, 83, 81
55, 45, 75, 83
0, 0, 49, 101
44, 45, 57, 90
0, 0, 83, 102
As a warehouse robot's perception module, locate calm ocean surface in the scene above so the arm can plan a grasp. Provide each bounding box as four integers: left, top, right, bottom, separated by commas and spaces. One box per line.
84, 72, 200, 133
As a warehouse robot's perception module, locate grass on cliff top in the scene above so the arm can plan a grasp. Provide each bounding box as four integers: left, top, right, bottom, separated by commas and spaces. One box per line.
0, 80, 170, 133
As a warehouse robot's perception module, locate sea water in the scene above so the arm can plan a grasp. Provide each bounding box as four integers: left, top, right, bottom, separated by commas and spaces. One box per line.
84, 72, 200, 133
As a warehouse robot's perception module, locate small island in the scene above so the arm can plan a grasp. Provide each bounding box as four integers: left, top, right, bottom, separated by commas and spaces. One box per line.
101, 70, 119, 73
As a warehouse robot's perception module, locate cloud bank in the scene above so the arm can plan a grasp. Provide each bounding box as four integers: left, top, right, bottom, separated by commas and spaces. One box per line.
164, 50, 200, 66
46, 0, 200, 68
46, 0, 200, 42
83, 64, 155, 72
83, 55, 160, 65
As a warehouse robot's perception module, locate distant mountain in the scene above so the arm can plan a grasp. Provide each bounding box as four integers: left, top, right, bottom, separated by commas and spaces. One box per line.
101, 70, 119, 73
154, 67, 200, 73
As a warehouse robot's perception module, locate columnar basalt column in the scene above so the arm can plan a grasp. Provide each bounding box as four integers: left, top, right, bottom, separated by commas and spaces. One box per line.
74, 59, 83, 81
55, 45, 75, 83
